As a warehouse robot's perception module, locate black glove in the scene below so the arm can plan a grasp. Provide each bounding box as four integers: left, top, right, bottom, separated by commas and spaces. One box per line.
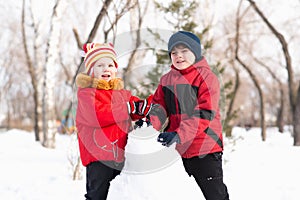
134, 119, 144, 129
134, 115, 152, 129
157, 132, 180, 147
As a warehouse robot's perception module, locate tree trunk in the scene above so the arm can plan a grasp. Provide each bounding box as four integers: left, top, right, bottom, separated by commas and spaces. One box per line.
247, 0, 297, 144
224, 66, 240, 137
293, 82, 300, 145
21, 0, 40, 141
6, 103, 11, 130
123, 0, 147, 86
277, 88, 284, 133
86, 0, 113, 43
236, 57, 266, 141
235, 1, 266, 141
227, 66, 240, 137
252, 55, 285, 133
42, 0, 61, 148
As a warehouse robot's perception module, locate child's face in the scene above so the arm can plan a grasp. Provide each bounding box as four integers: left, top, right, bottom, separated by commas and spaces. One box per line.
93, 57, 117, 81
170, 45, 196, 70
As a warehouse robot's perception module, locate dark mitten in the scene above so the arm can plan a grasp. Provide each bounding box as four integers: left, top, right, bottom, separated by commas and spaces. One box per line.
157, 132, 180, 147
134, 119, 144, 129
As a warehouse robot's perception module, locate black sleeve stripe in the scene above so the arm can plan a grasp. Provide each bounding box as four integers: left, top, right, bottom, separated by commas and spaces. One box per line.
204, 127, 223, 148
193, 109, 216, 121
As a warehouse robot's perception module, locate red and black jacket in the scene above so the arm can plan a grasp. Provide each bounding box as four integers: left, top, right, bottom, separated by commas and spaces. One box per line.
150, 57, 224, 158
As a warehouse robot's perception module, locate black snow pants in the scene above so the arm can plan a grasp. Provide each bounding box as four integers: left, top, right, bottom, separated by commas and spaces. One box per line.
85, 161, 124, 200
182, 152, 230, 200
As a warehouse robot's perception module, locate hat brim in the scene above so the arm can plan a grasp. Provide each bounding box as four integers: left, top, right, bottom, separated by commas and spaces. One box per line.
169, 41, 193, 53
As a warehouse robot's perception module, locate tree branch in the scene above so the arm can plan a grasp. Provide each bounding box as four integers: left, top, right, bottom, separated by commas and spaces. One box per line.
247, 0, 295, 108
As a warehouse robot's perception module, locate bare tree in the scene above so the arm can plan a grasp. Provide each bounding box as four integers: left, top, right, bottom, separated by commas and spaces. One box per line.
21, 0, 40, 141
218, 23, 242, 136
252, 57, 285, 132
41, 0, 61, 148
224, 64, 240, 137
73, 0, 113, 48
102, 0, 137, 42
247, 0, 300, 145
123, 0, 150, 85
234, 1, 267, 140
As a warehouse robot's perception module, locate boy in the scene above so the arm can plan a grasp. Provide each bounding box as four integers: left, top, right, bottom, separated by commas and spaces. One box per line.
150, 31, 230, 200
75, 43, 152, 200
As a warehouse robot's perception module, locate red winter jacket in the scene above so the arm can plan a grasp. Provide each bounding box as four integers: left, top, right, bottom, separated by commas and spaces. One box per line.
150, 57, 224, 158
75, 74, 140, 166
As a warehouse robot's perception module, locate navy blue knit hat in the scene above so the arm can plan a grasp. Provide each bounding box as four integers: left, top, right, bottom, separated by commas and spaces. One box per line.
168, 31, 202, 62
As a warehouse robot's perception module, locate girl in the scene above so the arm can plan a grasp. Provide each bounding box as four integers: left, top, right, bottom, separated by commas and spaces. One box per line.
75, 43, 152, 200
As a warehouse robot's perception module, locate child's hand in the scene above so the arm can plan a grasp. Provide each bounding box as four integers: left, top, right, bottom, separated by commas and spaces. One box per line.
127, 95, 153, 116
134, 119, 144, 129
133, 115, 152, 129
157, 132, 180, 147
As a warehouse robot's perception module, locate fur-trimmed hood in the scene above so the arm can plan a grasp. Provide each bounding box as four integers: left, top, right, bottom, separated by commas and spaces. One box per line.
75, 73, 124, 90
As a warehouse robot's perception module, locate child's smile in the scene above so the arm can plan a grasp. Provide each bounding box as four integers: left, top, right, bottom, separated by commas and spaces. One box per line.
170, 45, 196, 70
93, 57, 117, 81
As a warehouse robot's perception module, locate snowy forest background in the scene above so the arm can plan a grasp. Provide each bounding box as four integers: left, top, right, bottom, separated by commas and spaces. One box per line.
1, 0, 300, 146
1, 0, 300, 193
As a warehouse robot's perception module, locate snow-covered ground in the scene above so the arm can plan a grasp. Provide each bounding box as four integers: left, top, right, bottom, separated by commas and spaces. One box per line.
0, 126, 299, 200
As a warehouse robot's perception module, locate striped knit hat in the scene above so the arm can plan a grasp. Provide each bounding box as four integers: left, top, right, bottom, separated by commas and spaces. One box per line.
83, 43, 118, 76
